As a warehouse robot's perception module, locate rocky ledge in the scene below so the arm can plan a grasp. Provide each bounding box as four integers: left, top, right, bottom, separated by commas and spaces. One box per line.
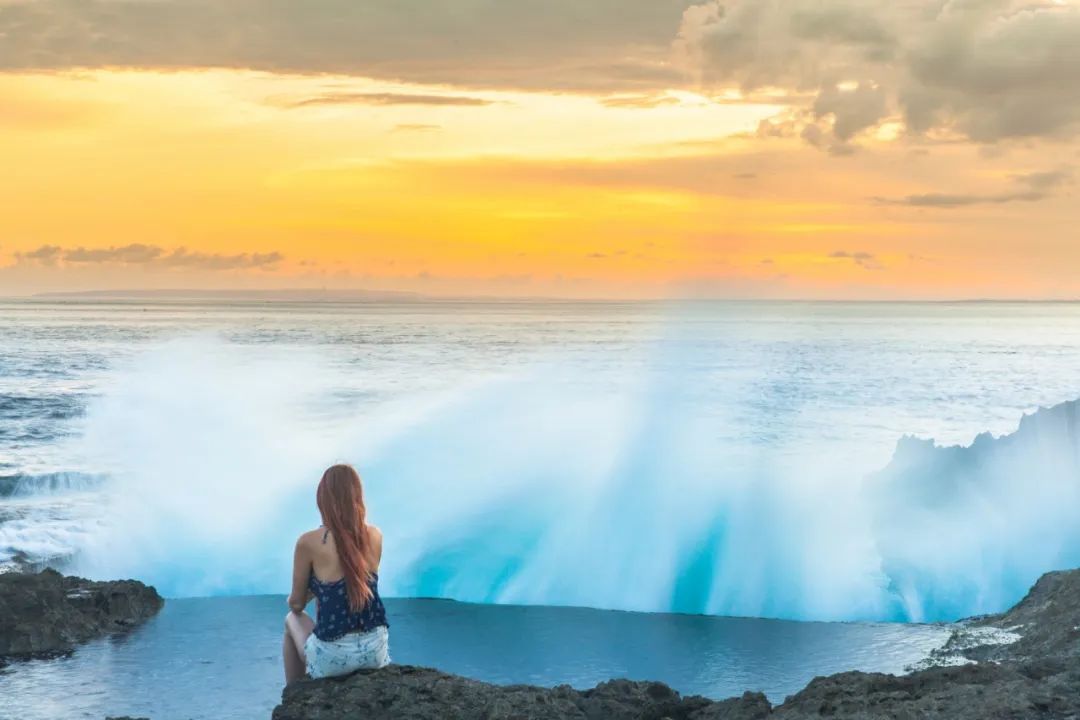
275, 568, 1080, 720
0, 568, 163, 662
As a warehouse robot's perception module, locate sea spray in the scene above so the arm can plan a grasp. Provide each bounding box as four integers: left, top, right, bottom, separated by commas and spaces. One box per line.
71, 337, 342, 596
69, 333, 1080, 622
870, 404, 1080, 621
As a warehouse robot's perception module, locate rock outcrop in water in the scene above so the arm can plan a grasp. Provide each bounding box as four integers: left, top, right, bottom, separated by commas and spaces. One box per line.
274, 568, 1080, 720
0, 568, 163, 662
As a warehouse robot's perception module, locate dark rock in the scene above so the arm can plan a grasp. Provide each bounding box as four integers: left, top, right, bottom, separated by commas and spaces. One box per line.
773, 662, 1080, 719
914, 566, 1080, 671
272, 665, 771, 720
975, 568, 1080, 662
275, 568, 1080, 720
0, 567, 163, 661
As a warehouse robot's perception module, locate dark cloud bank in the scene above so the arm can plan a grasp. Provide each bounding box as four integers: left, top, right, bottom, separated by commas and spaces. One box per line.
3, 0, 1079, 147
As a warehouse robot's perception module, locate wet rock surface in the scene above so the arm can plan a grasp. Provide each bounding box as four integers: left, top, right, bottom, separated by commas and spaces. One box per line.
275, 568, 1080, 719
0, 567, 163, 661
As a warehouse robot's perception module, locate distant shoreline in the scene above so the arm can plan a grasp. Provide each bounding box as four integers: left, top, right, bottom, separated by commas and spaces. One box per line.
5, 290, 1080, 305
27, 288, 425, 302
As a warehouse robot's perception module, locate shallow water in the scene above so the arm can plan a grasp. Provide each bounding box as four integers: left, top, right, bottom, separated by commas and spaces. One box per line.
0, 595, 949, 720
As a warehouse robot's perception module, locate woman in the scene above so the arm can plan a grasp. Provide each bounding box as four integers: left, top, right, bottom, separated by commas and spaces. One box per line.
283, 464, 390, 684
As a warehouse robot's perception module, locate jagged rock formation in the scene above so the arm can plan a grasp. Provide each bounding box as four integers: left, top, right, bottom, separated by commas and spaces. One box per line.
0, 567, 163, 661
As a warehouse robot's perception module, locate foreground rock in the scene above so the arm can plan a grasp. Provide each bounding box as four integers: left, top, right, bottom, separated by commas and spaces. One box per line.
0, 568, 163, 661
275, 667, 772, 720
774, 661, 1079, 719
276, 568, 1080, 720
967, 568, 1080, 663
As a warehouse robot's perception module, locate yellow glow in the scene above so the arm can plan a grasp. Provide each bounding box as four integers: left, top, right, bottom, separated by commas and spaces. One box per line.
0, 69, 1076, 299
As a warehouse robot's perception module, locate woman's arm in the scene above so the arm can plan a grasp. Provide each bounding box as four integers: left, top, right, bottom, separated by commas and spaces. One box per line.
367, 524, 384, 573
287, 535, 312, 614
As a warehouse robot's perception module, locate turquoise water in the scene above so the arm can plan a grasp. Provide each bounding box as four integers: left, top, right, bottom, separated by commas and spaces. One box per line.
0, 595, 949, 720
3, 300, 1080, 622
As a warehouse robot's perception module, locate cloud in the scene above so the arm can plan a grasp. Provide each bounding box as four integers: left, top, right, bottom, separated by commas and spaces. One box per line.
9, 0, 1077, 149
676, 1, 898, 91
282, 92, 494, 108
1011, 169, 1073, 192
812, 82, 888, 142
830, 250, 882, 270
599, 94, 683, 109
678, 1, 1080, 146
887, 192, 1041, 208
14, 244, 284, 270
65, 244, 163, 263
159, 249, 284, 270
0, 0, 696, 92
15, 245, 63, 266
801, 121, 860, 156
875, 167, 1072, 208
901, 3, 1080, 142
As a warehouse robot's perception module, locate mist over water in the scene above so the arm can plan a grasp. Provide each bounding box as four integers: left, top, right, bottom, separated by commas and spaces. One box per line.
61, 309, 1080, 623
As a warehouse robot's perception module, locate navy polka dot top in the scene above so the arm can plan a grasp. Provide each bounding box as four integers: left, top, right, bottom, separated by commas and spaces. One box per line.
308, 531, 389, 641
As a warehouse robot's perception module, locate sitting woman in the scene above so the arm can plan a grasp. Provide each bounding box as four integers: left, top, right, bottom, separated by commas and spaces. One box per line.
283, 464, 390, 683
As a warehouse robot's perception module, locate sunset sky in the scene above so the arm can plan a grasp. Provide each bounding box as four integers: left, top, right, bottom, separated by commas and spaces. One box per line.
2, 0, 1079, 299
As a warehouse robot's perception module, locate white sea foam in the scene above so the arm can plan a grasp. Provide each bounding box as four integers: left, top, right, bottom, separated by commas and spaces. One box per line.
59, 331, 1080, 622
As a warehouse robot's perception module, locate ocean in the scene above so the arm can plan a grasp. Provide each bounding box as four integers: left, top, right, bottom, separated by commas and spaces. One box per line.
2, 298, 1080, 715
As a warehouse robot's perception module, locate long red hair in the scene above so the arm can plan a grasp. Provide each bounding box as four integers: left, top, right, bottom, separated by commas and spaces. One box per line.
316, 464, 374, 611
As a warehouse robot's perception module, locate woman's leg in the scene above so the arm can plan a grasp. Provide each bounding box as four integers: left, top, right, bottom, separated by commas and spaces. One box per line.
283, 611, 315, 684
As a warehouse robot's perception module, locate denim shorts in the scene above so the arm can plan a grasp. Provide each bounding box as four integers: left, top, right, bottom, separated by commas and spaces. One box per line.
304, 625, 390, 679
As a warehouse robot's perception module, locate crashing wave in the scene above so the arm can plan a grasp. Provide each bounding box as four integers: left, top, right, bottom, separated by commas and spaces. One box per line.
63, 339, 1080, 622
868, 399, 1080, 621
0, 473, 107, 572
0, 472, 105, 498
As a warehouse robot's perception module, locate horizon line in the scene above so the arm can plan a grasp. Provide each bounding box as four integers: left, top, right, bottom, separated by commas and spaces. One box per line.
5, 288, 1080, 305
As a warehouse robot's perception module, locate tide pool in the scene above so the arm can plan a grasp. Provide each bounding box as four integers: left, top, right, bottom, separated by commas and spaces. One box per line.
0, 595, 950, 720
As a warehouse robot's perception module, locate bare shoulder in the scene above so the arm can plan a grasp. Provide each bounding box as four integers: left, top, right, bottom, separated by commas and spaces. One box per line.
366, 524, 383, 544
295, 528, 325, 552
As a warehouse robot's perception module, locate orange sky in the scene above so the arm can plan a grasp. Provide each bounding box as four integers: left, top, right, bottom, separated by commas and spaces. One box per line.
2, 1, 1079, 299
